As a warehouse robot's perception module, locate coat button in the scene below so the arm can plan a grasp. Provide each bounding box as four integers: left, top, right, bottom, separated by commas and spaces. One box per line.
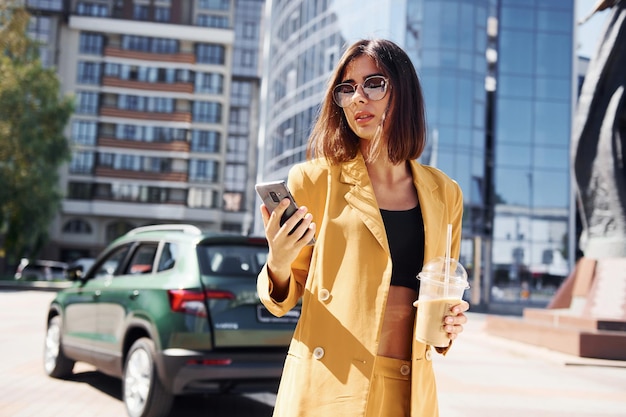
313, 347, 325, 359
425, 350, 432, 361
319, 288, 330, 301
400, 364, 411, 376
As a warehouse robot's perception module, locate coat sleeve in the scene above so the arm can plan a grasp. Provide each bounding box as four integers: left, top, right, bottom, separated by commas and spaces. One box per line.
256, 164, 316, 317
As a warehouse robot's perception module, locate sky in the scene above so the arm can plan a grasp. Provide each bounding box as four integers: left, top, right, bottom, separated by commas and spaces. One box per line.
576, 0, 612, 58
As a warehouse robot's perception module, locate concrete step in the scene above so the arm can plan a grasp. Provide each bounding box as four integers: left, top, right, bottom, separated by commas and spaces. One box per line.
485, 311, 626, 360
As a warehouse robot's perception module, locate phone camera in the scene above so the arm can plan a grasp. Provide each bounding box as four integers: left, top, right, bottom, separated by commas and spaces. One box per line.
269, 191, 281, 202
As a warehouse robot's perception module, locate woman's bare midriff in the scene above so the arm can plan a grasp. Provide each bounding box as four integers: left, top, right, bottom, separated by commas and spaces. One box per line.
377, 285, 418, 360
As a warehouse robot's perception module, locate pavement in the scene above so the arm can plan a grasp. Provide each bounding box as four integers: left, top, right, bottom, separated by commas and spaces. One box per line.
1, 288, 626, 417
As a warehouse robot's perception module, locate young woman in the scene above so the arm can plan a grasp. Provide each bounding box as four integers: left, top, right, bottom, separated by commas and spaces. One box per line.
257, 38, 469, 417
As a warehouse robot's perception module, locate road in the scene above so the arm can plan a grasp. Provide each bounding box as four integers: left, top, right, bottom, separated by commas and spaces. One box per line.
0, 289, 276, 417
2, 289, 626, 417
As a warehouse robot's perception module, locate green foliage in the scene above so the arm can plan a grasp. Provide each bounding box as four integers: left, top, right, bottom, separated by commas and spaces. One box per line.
0, 3, 74, 263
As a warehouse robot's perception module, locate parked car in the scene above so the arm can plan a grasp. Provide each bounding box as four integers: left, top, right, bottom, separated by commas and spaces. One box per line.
66, 257, 96, 279
14, 258, 68, 281
43, 224, 296, 417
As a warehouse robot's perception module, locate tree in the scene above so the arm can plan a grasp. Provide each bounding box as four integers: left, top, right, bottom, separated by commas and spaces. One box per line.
0, 3, 74, 265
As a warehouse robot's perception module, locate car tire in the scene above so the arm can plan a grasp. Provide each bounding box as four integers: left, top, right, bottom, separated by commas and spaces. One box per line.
44, 316, 75, 378
123, 338, 174, 417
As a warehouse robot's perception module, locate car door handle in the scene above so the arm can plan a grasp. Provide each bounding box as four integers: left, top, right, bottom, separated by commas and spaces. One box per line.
129, 290, 140, 299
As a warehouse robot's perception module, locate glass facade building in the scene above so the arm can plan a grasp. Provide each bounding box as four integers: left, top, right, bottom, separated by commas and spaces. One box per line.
259, 0, 575, 301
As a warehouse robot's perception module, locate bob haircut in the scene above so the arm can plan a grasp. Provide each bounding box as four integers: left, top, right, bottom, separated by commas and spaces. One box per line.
306, 38, 427, 165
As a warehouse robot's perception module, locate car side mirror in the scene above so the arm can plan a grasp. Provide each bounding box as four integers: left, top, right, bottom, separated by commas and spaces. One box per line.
66, 265, 84, 281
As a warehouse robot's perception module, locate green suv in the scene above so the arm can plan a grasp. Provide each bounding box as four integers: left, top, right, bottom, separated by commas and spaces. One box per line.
43, 225, 297, 417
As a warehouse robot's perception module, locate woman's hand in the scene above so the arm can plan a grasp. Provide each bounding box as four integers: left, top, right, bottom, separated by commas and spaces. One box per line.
260, 198, 315, 293
412, 299, 470, 342
443, 300, 469, 341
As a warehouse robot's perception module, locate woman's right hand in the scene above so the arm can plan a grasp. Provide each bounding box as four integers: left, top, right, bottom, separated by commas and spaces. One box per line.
260, 198, 315, 291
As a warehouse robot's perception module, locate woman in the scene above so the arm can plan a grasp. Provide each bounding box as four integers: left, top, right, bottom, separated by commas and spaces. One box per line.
257, 38, 469, 417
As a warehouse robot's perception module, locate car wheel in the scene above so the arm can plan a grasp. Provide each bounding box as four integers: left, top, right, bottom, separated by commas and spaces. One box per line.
123, 338, 173, 417
44, 316, 75, 378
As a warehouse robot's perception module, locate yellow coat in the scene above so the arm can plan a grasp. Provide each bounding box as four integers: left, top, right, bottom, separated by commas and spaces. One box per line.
257, 154, 463, 417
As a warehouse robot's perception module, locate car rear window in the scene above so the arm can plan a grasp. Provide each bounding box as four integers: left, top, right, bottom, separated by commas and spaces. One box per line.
197, 244, 268, 276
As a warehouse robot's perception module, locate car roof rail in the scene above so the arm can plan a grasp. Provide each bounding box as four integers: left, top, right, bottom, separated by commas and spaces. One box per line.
127, 224, 203, 236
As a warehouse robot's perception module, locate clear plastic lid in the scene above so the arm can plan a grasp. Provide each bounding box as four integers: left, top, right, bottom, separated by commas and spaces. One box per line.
417, 256, 469, 288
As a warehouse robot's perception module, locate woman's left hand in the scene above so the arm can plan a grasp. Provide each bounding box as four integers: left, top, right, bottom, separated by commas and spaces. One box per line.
443, 300, 469, 341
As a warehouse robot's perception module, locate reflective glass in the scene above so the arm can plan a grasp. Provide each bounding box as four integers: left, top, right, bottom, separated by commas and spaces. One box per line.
501, 7, 534, 30
497, 143, 531, 168
499, 30, 534, 75
536, 33, 571, 77
496, 98, 532, 143
332, 76, 389, 108
534, 101, 570, 146
495, 168, 531, 206
499, 75, 533, 98
532, 171, 568, 208
533, 146, 568, 170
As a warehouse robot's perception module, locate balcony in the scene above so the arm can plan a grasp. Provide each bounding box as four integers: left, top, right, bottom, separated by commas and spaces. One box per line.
102, 76, 194, 94
104, 46, 195, 64
95, 167, 188, 182
100, 106, 192, 123
98, 137, 190, 152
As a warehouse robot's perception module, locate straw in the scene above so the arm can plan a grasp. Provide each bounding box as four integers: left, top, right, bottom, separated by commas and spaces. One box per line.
444, 223, 452, 298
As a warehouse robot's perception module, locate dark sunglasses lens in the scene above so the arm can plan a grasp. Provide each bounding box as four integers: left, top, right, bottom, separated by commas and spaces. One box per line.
333, 84, 355, 107
363, 77, 387, 100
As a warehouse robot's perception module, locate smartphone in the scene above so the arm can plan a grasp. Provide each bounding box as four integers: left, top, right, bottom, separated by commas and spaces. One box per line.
255, 180, 315, 245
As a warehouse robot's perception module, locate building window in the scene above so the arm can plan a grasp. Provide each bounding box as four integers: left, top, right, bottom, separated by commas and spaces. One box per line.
67, 182, 93, 200
196, 14, 229, 28
226, 135, 247, 163
188, 187, 216, 208
191, 130, 220, 152
79, 32, 104, 54
72, 120, 98, 145
118, 95, 174, 113
27, 15, 51, 42
69, 152, 95, 174
195, 72, 223, 94
63, 219, 93, 234
193, 101, 222, 123
198, 0, 230, 10
133, 5, 149, 20
122, 35, 178, 54
223, 191, 243, 212
224, 163, 246, 191
155, 6, 170, 22
27, 0, 63, 11
77, 61, 101, 84
189, 159, 218, 182
76, 2, 109, 17
76, 92, 99, 114
195, 43, 225, 64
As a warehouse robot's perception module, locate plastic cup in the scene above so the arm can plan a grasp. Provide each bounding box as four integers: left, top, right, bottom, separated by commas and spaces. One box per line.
415, 257, 469, 347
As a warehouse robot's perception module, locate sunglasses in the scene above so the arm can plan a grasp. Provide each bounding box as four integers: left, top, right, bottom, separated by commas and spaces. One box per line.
332, 75, 390, 108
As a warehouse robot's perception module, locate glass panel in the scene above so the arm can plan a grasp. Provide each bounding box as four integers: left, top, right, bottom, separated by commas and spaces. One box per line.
534, 101, 570, 146
531, 171, 568, 208
495, 168, 531, 206
496, 98, 532, 143
536, 33, 571, 77
501, 6, 534, 30
499, 30, 534, 75
499, 75, 533, 98
497, 143, 531, 168
533, 146, 568, 170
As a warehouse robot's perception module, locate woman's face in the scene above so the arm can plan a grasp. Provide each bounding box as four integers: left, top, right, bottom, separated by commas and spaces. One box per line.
339, 55, 390, 142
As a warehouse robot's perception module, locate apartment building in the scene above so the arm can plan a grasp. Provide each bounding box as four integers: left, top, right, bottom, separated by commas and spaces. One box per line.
24, 0, 264, 261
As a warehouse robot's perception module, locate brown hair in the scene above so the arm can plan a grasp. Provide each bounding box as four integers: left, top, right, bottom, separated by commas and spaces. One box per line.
306, 38, 427, 165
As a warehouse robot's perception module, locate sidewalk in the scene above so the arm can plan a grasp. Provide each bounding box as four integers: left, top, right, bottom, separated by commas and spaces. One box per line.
433, 312, 626, 417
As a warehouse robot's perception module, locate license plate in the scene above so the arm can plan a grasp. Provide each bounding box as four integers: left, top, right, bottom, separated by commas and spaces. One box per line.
256, 304, 301, 323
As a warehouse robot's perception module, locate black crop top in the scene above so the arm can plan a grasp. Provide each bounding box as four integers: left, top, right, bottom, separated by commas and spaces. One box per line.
380, 206, 425, 291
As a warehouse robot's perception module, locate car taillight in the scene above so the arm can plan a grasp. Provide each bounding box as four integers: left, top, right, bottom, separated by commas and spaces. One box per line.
168, 289, 235, 317
186, 358, 232, 366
